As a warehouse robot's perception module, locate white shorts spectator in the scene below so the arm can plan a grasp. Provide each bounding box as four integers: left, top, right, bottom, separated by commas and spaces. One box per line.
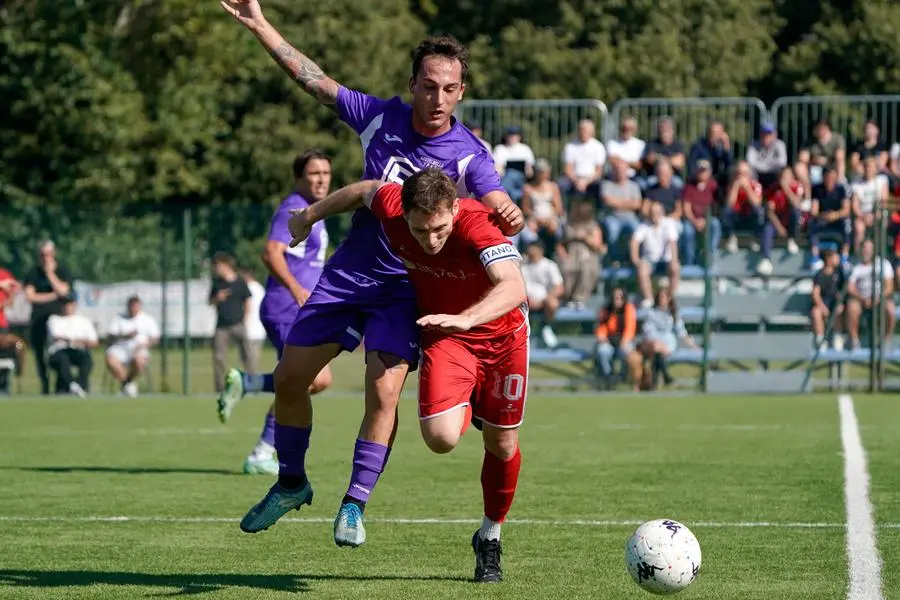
106, 344, 149, 366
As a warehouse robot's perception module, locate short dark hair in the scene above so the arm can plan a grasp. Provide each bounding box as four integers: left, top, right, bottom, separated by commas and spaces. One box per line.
526, 240, 545, 253
411, 35, 469, 82
401, 168, 458, 215
292, 149, 330, 180
212, 251, 235, 267
127, 295, 141, 306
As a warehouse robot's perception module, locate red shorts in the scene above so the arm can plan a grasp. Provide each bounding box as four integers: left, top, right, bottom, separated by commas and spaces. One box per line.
418, 327, 529, 429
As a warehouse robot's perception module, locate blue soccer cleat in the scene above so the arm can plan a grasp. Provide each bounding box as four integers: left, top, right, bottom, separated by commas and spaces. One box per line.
333, 503, 366, 548
217, 368, 245, 423
239, 481, 313, 533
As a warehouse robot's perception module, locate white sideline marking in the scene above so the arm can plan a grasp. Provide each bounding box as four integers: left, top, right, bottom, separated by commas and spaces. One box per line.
838, 394, 885, 600
1, 515, 899, 529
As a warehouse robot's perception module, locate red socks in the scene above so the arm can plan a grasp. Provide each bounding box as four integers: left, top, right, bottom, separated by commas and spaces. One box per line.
481, 446, 521, 523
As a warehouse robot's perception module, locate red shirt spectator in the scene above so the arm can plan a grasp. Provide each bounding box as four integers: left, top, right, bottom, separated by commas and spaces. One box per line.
735, 179, 763, 216
0, 269, 19, 330
682, 176, 719, 219
766, 181, 804, 217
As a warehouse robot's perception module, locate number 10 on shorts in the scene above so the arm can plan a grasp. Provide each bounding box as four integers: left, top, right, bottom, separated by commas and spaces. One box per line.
493, 373, 525, 402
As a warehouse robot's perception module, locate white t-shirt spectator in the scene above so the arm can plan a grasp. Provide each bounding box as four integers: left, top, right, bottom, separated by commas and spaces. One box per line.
108, 311, 160, 352
46, 313, 98, 356
492, 142, 535, 173
522, 258, 563, 303
606, 137, 646, 177
632, 219, 679, 263
851, 177, 889, 214
563, 138, 607, 179
245, 279, 267, 342
850, 259, 894, 300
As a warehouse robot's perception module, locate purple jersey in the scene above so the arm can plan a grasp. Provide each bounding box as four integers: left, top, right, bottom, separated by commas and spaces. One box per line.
260, 192, 329, 324
328, 86, 505, 281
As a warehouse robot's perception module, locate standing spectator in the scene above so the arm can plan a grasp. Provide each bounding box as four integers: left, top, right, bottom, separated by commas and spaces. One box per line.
209, 252, 253, 392
522, 241, 564, 348
810, 250, 846, 351
23, 240, 74, 395
845, 240, 895, 350
594, 287, 638, 389
241, 268, 265, 376
556, 199, 605, 308
606, 116, 646, 178
809, 167, 852, 269
722, 161, 765, 254
601, 157, 643, 257
799, 119, 846, 184
851, 157, 889, 254
631, 201, 680, 307
0, 268, 26, 381
640, 116, 686, 186
46, 297, 97, 397
493, 125, 535, 202
560, 118, 606, 203
758, 166, 804, 275
681, 159, 722, 266
520, 158, 565, 251
635, 287, 697, 390
465, 121, 493, 153
746, 121, 788, 188
850, 120, 889, 176
687, 120, 734, 184
105, 296, 160, 397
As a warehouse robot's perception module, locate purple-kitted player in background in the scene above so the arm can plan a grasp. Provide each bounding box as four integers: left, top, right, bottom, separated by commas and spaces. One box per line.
216, 150, 333, 476
221, 0, 523, 555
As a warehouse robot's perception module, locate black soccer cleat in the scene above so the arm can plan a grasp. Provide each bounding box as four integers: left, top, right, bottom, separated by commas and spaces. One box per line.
471, 530, 503, 583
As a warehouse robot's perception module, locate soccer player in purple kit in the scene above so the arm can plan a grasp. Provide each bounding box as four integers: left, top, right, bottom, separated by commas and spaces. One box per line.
221, 0, 523, 549
216, 150, 334, 476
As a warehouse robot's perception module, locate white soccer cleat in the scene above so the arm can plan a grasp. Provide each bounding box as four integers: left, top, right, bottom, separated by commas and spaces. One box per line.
217, 368, 245, 423
243, 454, 279, 476
333, 503, 366, 548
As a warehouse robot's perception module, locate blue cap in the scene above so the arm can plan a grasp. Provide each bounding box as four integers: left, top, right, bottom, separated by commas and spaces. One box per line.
505, 125, 522, 135
761, 121, 776, 134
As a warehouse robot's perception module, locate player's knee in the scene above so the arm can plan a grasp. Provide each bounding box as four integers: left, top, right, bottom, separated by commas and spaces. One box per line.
422, 431, 459, 454
274, 359, 307, 398
484, 430, 518, 461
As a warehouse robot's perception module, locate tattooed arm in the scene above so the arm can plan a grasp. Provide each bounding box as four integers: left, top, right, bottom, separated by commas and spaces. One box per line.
221, 0, 340, 107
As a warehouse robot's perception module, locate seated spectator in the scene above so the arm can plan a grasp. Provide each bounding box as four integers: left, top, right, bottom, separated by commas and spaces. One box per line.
594, 287, 638, 389
0, 269, 26, 386
642, 159, 682, 220
105, 296, 160, 397
46, 296, 98, 398
850, 157, 889, 254
809, 167, 852, 269
681, 159, 722, 266
557, 199, 605, 308
522, 241, 564, 348
465, 121, 493, 153
560, 118, 606, 204
631, 201, 680, 307
639, 116, 686, 188
687, 120, 734, 185
746, 121, 787, 188
759, 166, 804, 275
601, 157, 643, 257
493, 125, 535, 202
810, 250, 846, 351
634, 287, 697, 391
722, 161, 764, 254
850, 120, 888, 176
889, 142, 900, 185
798, 119, 846, 184
520, 158, 565, 252
606, 116, 645, 178
846, 240, 895, 350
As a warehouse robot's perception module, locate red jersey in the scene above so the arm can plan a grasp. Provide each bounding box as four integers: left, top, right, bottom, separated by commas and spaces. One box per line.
735, 179, 763, 215
0, 269, 15, 329
766, 180, 804, 216
369, 183, 526, 341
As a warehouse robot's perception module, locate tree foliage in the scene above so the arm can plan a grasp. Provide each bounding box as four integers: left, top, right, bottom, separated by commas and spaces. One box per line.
0, 0, 898, 281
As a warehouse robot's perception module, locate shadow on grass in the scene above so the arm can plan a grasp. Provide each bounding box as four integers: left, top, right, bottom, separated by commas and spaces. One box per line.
0, 466, 241, 476
0, 569, 469, 596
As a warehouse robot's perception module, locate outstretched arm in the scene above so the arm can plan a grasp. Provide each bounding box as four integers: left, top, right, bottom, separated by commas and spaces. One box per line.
289, 181, 383, 247
221, 0, 340, 107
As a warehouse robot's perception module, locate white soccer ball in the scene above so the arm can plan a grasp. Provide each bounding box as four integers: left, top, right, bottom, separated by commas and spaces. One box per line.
625, 519, 702, 595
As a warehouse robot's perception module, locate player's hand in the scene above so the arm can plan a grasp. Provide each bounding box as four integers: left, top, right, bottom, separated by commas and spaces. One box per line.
220, 0, 267, 31
216, 289, 232, 302
416, 313, 475, 333
292, 286, 310, 306
288, 208, 314, 247
494, 201, 524, 236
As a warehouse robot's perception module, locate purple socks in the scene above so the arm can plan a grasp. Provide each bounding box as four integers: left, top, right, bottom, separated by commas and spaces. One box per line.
345, 439, 391, 504
274, 423, 311, 481
258, 412, 276, 447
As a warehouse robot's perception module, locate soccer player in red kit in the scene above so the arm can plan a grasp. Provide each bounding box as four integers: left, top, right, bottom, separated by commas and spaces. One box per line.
290, 168, 528, 584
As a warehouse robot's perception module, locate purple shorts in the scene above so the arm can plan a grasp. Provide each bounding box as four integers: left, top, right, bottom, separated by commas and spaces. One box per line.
284, 269, 420, 369
262, 316, 296, 360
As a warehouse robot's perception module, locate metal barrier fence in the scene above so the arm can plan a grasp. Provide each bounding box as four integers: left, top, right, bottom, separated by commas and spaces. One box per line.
770, 95, 900, 163
606, 97, 768, 163
455, 99, 608, 178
